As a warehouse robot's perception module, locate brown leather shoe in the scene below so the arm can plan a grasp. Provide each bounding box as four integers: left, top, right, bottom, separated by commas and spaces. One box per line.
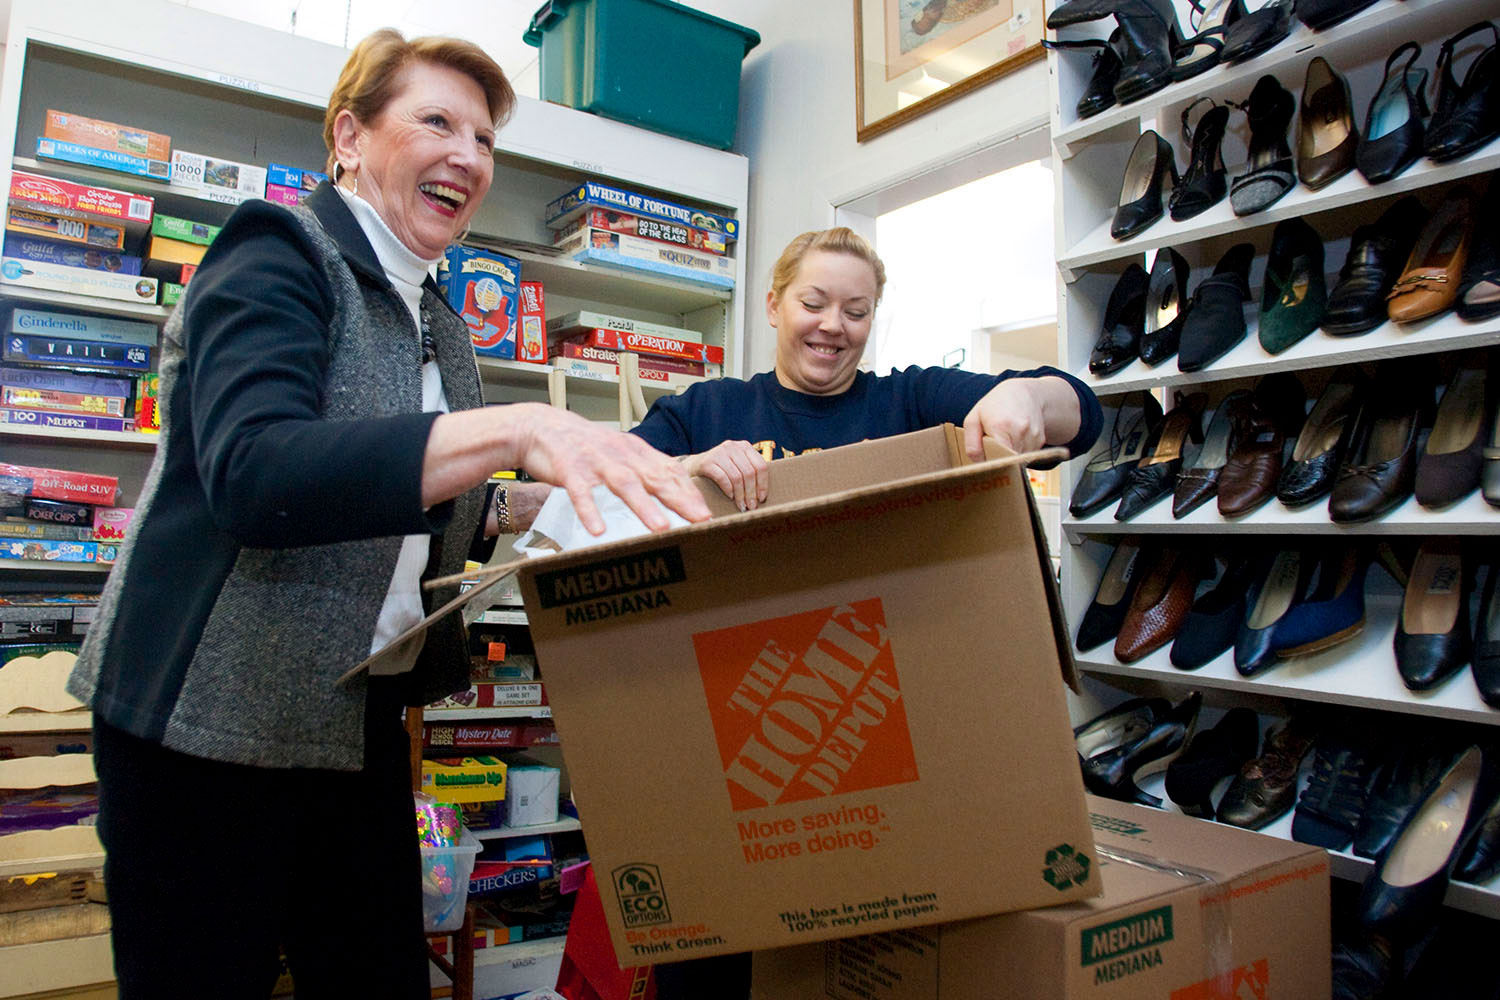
1217, 716, 1318, 829
1218, 373, 1306, 517
1174, 390, 1253, 518
1388, 189, 1475, 323
1114, 548, 1205, 663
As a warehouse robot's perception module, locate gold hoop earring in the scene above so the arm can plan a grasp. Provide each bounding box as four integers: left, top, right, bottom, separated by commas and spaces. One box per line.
455, 226, 470, 244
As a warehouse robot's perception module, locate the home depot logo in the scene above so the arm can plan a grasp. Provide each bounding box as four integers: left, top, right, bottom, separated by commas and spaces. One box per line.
613, 864, 671, 928
694, 599, 917, 810
1170, 958, 1268, 999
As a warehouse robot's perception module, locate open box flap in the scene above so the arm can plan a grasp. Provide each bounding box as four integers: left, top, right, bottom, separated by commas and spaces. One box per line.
344, 430, 1069, 686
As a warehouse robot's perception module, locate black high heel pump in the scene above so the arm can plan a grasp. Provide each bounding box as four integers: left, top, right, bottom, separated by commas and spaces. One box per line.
1231, 75, 1296, 217
1113, 130, 1178, 241
1426, 20, 1500, 163
1170, 98, 1229, 222
1081, 692, 1203, 807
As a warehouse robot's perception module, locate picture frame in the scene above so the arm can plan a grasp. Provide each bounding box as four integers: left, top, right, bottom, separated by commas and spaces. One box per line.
853, 0, 1046, 142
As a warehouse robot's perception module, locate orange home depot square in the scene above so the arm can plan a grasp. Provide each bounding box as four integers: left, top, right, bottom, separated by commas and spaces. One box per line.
516, 427, 1100, 964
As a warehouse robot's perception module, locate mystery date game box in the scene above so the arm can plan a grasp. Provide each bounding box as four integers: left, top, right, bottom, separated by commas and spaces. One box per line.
510, 426, 1098, 963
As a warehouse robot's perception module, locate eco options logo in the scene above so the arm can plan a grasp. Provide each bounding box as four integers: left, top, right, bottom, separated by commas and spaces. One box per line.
694, 599, 917, 810
613, 864, 671, 928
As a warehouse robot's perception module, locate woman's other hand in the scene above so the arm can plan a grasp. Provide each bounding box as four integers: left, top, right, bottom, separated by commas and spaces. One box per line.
683, 440, 770, 511
424, 403, 709, 535
962, 376, 1081, 461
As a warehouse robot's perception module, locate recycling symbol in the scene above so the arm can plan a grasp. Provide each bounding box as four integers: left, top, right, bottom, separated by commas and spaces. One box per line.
1042, 843, 1091, 891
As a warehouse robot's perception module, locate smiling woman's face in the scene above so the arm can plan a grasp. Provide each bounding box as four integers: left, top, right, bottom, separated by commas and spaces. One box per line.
769, 250, 879, 397
336, 60, 496, 259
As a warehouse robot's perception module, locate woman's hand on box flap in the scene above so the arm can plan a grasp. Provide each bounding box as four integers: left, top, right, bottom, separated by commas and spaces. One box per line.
684, 439, 770, 511
963, 376, 1081, 461
424, 403, 710, 536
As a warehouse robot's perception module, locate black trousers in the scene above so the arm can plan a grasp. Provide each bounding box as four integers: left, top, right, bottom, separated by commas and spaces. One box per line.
93, 703, 430, 1000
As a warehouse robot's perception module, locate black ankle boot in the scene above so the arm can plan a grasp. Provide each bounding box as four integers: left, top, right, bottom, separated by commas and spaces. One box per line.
1044, 31, 1126, 120
1112, 0, 1184, 105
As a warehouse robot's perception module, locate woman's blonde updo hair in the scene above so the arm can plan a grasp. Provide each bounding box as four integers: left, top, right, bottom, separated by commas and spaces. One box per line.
323, 29, 516, 176
769, 227, 887, 305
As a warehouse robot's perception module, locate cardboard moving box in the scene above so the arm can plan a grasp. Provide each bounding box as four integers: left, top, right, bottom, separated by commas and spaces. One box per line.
753, 795, 1331, 999
509, 426, 1096, 962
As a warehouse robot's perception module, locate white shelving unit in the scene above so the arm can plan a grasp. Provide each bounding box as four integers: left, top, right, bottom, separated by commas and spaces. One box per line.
1048, 0, 1500, 921
473, 816, 582, 842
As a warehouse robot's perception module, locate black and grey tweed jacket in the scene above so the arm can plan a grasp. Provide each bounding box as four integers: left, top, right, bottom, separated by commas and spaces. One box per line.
68, 183, 487, 771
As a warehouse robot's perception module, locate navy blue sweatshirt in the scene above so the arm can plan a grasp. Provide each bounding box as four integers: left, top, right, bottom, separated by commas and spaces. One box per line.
631, 366, 1101, 461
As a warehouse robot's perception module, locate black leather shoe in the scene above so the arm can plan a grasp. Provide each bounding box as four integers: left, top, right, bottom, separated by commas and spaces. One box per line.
1230, 75, 1296, 216
1169, 98, 1230, 222
1359, 746, 1489, 944
1165, 706, 1259, 817
1299, 57, 1359, 191
1112, 131, 1178, 241
1298, 0, 1379, 31
1170, 550, 1264, 669
1322, 196, 1426, 336
1082, 692, 1201, 807
1357, 42, 1431, 184
1115, 392, 1207, 521
1278, 369, 1365, 507
1218, 715, 1317, 830
1070, 390, 1163, 518
1044, 32, 1125, 120
1397, 540, 1472, 691
1329, 360, 1435, 524
1178, 242, 1254, 372
1173, 389, 1252, 518
1473, 562, 1500, 709
1332, 932, 1396, 1000
1075, 696, 1170, 759
1111, 0, 1186, 104
1172, 0, 1246, 81
1293, 722, 1382, 850
1220, 0, 1292, 64
1139, 247, 1189, 366
1425, 21, 1500, 164
1355, 736, 1456, 860
1089, 264, 1150, 376
1076, 538, 1149, 652
1455, 784, 1500, 884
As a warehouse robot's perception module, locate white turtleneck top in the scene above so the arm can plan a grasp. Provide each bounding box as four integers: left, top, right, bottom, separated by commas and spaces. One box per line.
335, 186, 454, 662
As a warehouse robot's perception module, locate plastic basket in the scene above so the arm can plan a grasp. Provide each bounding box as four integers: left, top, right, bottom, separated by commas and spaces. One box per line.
524, 0, 760, 150
420, 829, 482, 933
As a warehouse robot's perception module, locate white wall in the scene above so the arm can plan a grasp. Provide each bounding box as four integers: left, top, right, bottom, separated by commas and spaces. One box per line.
702, 0, 1053, 374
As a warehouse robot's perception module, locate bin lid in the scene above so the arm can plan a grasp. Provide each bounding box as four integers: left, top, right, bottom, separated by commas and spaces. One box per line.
524, 0, 761, 56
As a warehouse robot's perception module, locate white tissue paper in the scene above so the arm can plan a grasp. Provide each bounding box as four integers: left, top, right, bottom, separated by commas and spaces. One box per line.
513, 483, 690, 557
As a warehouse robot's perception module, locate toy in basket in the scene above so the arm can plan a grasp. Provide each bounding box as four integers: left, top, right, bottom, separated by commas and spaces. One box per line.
415, 793, 482, 933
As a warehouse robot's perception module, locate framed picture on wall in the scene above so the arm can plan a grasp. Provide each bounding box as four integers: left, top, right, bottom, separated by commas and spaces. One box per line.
853, 0, 1046, 142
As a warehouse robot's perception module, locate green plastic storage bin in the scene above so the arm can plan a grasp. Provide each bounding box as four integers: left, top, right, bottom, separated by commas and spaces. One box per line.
523, 0, 760, 150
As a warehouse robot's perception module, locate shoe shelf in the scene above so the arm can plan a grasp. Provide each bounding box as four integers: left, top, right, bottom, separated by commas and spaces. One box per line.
1132, 772, 1500, 919
1064, 488, 1498, 538
0, 423, 159, 449
1077, 595, 1500, 727
1057, 142, 1500, 276
1073, 306, 1500, 396
1049, 0, 1483, 156
472, 816, 581, 841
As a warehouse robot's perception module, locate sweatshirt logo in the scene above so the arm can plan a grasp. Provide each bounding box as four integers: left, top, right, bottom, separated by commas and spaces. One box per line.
694, 599, 916, 810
